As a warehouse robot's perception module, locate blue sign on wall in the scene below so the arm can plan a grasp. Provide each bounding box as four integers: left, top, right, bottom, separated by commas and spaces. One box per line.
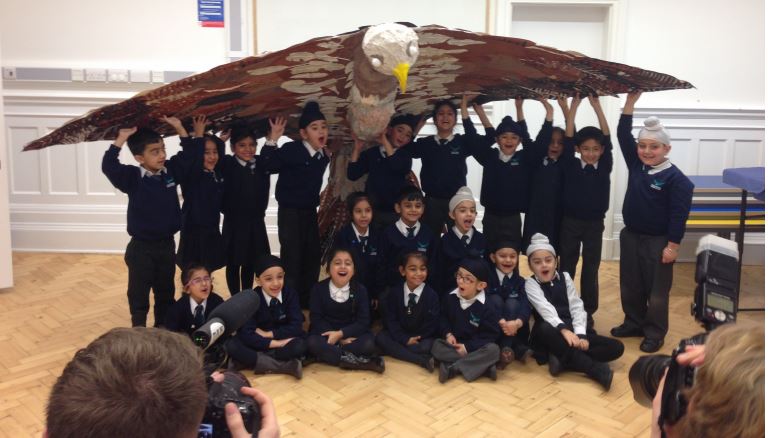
198, 0, 224, 27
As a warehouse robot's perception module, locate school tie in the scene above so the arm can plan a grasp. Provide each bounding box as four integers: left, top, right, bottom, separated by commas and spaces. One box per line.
460, 235, 470, 247
314, 151, 323, 160
269, 297, 280, 320
501, 275, 512, 297
193, 304, 205, 328
407, 292, 417, 315
502, 275, 511, 287
585, 164, 596, 172
359, 236, 368, 254
439, 138, 448, 146
406, 226, 416, 239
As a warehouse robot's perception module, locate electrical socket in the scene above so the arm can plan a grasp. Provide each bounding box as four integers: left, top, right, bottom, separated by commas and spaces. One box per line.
108, 69, 129, 83
2, 67, 17, 80
151, 71, 165, 83
85, 69, 107, 82
71, 69, 85, 81
130, 70, 151, 83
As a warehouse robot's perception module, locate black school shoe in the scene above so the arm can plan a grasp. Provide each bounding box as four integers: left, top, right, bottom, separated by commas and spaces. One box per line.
587, 362, 613, 391
339, 351, 386, 373
438, 362, 457, 383
547, 353, 563, 377
610, 323, 644, 338
640, 338, 665, 353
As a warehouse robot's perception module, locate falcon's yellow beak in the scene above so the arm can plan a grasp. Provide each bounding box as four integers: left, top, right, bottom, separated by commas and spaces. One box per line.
392, 62, 410, 94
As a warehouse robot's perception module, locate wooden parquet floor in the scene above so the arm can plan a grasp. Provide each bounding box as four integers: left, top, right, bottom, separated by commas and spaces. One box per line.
0, 252, 764, 437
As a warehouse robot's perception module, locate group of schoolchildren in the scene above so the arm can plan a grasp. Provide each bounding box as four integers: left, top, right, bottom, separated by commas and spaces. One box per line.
103, 90, 693, 391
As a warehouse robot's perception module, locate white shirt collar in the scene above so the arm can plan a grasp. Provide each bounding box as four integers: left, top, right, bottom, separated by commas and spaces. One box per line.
496, 268, 514, 284
434, 134, 455, 144
450, 289, 486, 309
188, 296, 207, 314
403, 283, 425, 306
303, 140, 323, 158
261, 290, 283, 304
580, 159, 599, 170
498, 148, 519, 163
378, 145, 388, 157
452, 226, 474, 242
646, 159, 673, 175
140, 166, 167, 177
395, 219, 420, 238
235, 156, 255, 167
353, 225, 369, 241
329, 281, 351, 303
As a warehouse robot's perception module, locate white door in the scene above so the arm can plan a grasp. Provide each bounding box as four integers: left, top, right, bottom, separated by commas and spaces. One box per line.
0, 40, 14, 288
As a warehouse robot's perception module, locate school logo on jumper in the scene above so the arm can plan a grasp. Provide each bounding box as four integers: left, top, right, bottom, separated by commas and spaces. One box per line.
369, 246, 378, 256
469, 312, 481, 327
416, 241, 429, 252
650, 178, 666, 191
164, 176, 176, 188
450, 143, 461, 155
510, 157, 520, 166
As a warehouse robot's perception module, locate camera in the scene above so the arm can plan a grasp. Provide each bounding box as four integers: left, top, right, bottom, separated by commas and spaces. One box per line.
629, 333, 707, 427
199, 371, 261, 438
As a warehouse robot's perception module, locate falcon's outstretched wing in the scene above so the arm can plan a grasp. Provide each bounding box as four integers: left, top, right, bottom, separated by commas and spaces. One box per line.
24, 24, 691, 151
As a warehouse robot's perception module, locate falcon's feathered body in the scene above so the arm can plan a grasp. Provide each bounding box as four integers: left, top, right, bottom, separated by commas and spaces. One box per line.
23, 24, 693, 257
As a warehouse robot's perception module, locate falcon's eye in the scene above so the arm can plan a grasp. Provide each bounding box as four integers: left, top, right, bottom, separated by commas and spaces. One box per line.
370, 55, 383, 68
407, 41, 418, 58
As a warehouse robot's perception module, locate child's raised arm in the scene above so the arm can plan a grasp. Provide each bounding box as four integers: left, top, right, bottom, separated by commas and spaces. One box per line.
622, 91, 642, 115
162, 115, 189, 138
472, 102, 493, 129
540, 98, 554, 122
588, 96, 610, 135
515, 97, 525, 123
617, 92, 642, 165
565, 95, 582, 138
191, 115, 207, 138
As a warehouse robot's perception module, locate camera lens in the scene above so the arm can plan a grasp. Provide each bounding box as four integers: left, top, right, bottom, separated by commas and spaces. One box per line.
628, 354, 671, 407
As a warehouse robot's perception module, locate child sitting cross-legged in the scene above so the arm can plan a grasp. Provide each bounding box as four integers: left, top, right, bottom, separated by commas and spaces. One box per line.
225, 255, 306, 379
375, 251, 440, 372
525, 233, 624, 390
306, 248, 385, 373
164, 263, 224, 337
485, 241, 532, 368
432, 257, 501, 383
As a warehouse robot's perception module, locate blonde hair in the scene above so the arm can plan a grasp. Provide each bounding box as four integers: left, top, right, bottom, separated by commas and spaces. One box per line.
675, 322, 764, 438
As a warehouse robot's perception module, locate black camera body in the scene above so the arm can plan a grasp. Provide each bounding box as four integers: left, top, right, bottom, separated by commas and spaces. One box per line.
199, 371, 261, 438
629, 333, 707, 427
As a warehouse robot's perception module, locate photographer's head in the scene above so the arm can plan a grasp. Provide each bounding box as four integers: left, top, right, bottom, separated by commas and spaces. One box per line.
45, 327, 207, 438
671, 322, 764, 438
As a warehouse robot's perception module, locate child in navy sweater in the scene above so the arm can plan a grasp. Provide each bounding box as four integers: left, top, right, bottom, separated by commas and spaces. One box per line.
173, 116, 226, 272
485, 241, 532, 367
469, 99, 547, 246
402, 96, 487, 239
164, 263, 224, 336
306, 248, 384, 372
526, 234, 623, 390
432, 257, 501, 383
558, 96, 612, 332
347, 114, 418, 231
380, 186, 438, 289
332, 192, 385, 309
436, 186, 486, 296
611, 92, 694, 353
219, 120, 277, 295
102, 122, 201, 327
522, 98, 571, 251
226, 255, 305, 379
376, 251, 440, 371
262, 103, 330, 308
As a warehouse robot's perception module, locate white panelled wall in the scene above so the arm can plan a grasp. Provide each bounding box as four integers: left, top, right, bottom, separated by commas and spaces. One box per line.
1, 0, 764, 264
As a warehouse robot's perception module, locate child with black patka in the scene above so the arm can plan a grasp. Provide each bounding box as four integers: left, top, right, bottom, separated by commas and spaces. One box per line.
101, 121, 201, 327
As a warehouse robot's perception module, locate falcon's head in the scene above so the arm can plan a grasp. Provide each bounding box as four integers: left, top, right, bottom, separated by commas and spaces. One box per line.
362, 23, 419, 94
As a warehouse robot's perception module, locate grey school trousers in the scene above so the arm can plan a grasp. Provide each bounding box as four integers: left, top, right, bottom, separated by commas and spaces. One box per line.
431, 339, 500, 382
619, 228, 674, 340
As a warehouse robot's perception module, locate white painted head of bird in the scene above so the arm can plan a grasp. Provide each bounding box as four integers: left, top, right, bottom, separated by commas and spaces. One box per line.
362, 23, 419, 94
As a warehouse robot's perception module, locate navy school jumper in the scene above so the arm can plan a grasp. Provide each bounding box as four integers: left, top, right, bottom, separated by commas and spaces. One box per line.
236, 286, 306, 351
439, 292, 501, 352
332, 223, 385, 301
164, 292, 225, 336
347, 145, 413, 214
381, 281, 441, 344
380, 222, 438, 289
435, 228, 487, 296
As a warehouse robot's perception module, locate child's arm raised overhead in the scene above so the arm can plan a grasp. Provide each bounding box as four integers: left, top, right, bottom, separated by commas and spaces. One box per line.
562, 95, 582, 158
346, 136, 369, 181
259, 116, 287, 172
617, 91, 642, 166
515, 98, 534, 145
101, 127, 139, 193
529, 99, 555, 161
588, 95, 614, 169
162, 116, 203, 183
